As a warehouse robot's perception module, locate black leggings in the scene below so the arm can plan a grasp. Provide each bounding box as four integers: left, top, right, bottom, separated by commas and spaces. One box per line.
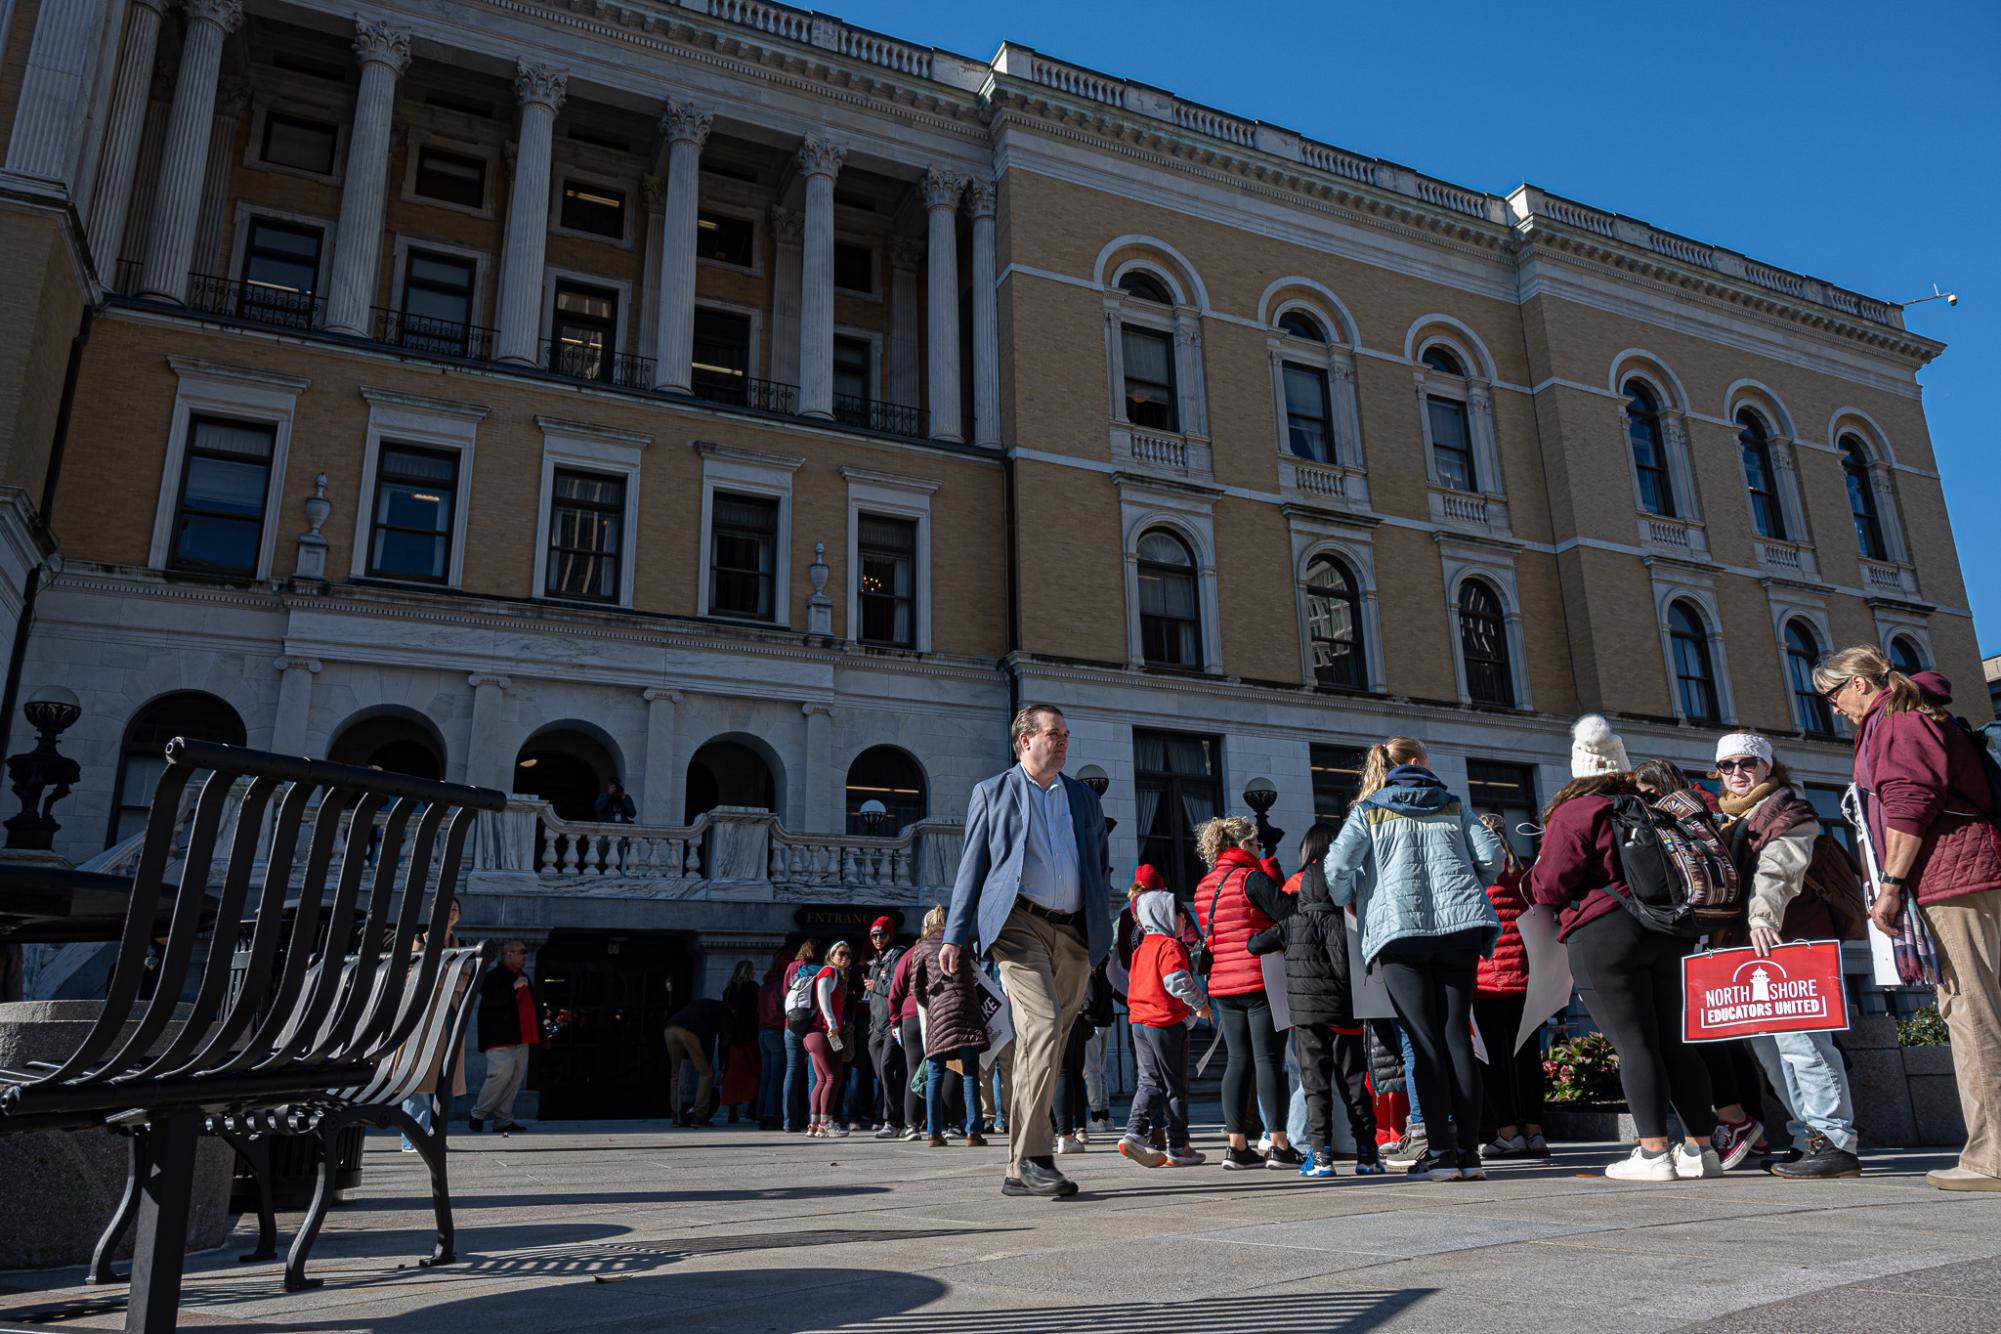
1567, 910, 1717, 1141
1473, 992, 1545, 1136
1213, 992, 1287, 1137
1377, 939, 1483, 1157
897, 1016, 925, 1130
1698, 1040, 1765, 1120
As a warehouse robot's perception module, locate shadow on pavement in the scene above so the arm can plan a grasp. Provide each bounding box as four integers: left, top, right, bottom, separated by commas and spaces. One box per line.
814, 1287, 1435, 1332
339, 1184, 894, 1211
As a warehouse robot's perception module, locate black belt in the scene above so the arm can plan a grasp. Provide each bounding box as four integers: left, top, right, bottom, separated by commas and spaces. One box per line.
1016, 898, 1081, 927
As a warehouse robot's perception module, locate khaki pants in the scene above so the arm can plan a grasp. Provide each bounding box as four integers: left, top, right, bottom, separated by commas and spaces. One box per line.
663, 1025, 714, 1114
1924, 887, 2001, 1177
471, 1044, 530, 1124
990, 906, 1091, 1177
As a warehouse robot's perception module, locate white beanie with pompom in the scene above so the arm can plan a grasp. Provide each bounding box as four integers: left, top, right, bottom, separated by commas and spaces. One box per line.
1570, 714, 1631, 778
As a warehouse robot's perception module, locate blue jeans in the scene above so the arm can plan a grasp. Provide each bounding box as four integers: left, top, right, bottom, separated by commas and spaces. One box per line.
1400, 1025, 1424, 1124
783, 1029, 811, 1131
756, 1030, 785, 1122
926, 1048, 981, 1136
1283, 1032, 1310, 1146
399, 1093, 434, 1150
1749, 1029, 1858, 1153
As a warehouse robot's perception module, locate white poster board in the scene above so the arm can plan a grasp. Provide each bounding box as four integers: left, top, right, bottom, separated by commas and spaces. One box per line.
1261, 951, 1292, 1032
1348, 910, 1395, 1019
976, 969, 1013, 1070
1515, 905, 1573, 1055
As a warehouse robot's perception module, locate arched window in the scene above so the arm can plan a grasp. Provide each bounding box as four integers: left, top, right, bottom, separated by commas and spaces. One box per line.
328, 711, 446, 780
1668, 601, 1719, 723
1737, 411, 1786, 541
1458, 580, 1513, 706
515, 726, 622, 823
1137, 529, 1201, 668
1785, 620, 1832, 734
685, 737, 779, 823
1625, 381, 1675, 517
1277, 310, 1326, 341
1118, 270, 1174, 305
844, 746, 927, 835
1841, 436, 1887, 560
1304, 555, 1365, 689
109, 692, 246, 844
1421, 346, 1466, 376
1888, 635, 1926, 675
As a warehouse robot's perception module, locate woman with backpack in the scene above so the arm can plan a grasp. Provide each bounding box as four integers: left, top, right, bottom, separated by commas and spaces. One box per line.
1817, 646, 2001, 1192
801, 940, 854, 1137
781, 940, 819, 1133
1470, 815, 1549, 1162
1324, 737, 1505, 1183
1710, 731, 1862, 1180
1193, 815, 1300, 1170
1529, 717, 1721, 1182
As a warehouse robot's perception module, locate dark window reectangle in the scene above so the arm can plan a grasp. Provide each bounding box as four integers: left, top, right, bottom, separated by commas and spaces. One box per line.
260, 112, 337, 175
1283, 363, 1334, 463
710, 491, 779, 621
1117, 271, 1174, 305
413, 146, 486, 209
1786, 620, 1833, 733
857, 513, 917, 648
1137, 529, 1201, 668
1428, 395, 1475, 492
1625, 381, 1676, 517
367, 443, 458, 583
398, 250, 477, 355
1842, 436, 1888, 560
1737, 410, 1787, 541
559, 180, 626, 239
545, 468, 625, 603
238, 218, 323, 327
1121, 326, 1178, 432
1668, 600, 1720, 723
170, 417, 276, 576
1304, 555, 1365, 689
1458, 579, 1513, 706
696, 212, 755, 266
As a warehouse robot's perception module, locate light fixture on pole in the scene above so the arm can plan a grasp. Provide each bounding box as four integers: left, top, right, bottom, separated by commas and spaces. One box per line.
1076, 764, 1116, 837
1243, 776, 1281, 857
858, 798, 888, 835
1898, 283, 1958, 310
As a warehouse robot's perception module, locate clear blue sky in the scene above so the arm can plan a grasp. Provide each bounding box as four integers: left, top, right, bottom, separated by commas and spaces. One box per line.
836, 0, 2001, 657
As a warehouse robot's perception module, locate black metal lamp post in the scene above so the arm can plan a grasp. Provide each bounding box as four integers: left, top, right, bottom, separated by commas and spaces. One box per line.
1243, 776, 1282, 858
1076, 764, 1117, 837
5, 685, 82, 850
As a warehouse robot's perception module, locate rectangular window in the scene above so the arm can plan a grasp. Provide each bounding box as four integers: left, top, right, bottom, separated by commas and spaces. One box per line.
1121, 326, 1179, 432
857, 514, 916, 648
834, 241, 874, 294
1310, 744, 1367, 826
550, 282, 617, 382
414, 146, 486, 208
260, 112, 337, 174
170, 417, 275, 575
238, 218, 323, 328
1283, 363, 1333, 462
1466, 760, 1538, 860
1804, 784, 1854, 857
710, 492, 778, 620
691, 307, 753, 403
832, 336, 871, 424
1428, 396, 1476, 491
559, 180, 626, 239
397, 250, 477, 355
1133, 729, 1222, 896
696, 212, 755, 267
545, 469, 624, 603
368, 444, 458, 582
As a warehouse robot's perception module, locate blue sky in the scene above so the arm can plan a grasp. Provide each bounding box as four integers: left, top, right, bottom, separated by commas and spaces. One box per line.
833, 0, 2001, 657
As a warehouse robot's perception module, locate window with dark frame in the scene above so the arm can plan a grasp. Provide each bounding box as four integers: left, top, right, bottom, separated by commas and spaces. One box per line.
559, 180, 626, 239
1310, 744, 1367, 826
398, 250, 477, 354
545, 469, 625, 603
1278, 311, 1326, 342
1120, 326, 1178, 431
1738, 411, 1787, 540
238, 218, 322, 326
1133, 729, 1222, 897
1304, 554, 1364, 689
1841, 437, 1888, 560
1428, 395, 1476, 492
1889, 635, 1925, 675
833, 241, 874, 294
551, 282, 617, 381
832, 336, 871, 425
1668, 600, 1720, 723
413, 145, 486, 208
260, 112, 337, 175
1459, 580, 1513, 706
691, 307, 753, 401
367, 444, 458, 583
696, 211, 755, 266
844, 746, 927, 835
1466, 759, 1539, 860
1283, 363, 1334, 463
857, 513, 917, 648
1137, 529, 1201, 669
1118, 271, 1174, 305
108, 693, 245, 846
169, 417, 276, 576
1421, 345, 1466, 377
1625, 381, 1676, 517
709, 491, 779, 620
1786, 620, 1833, 734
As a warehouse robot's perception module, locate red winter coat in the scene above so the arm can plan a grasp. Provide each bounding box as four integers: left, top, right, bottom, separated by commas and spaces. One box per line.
1475, 862, 1530, 996
1854, 693, 2001, 906
1193, 847, 1289, 998
1129, 933, 1195, 1028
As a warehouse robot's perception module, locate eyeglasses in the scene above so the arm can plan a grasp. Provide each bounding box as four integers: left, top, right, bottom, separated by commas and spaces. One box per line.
1715, 758, 1762, 774
1822, 678, 1851, 705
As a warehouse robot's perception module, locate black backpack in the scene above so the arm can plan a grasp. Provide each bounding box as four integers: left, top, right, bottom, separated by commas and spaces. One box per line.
1606, 788, 1742, 936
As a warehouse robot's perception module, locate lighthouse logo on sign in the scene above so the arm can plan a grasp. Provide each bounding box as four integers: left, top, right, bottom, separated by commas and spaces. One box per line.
1698, 956, 1829, 1029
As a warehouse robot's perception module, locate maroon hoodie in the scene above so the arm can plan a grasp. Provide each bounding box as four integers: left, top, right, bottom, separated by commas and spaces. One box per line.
1853, 692, 2001, 906
1525, 795, 1627, 942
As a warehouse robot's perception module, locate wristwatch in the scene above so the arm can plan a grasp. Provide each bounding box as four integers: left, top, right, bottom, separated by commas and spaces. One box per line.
1880, 875, 1908, 887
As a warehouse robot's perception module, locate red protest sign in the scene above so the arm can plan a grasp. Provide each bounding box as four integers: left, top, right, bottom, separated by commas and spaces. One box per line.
1681, 941, 1850, 1043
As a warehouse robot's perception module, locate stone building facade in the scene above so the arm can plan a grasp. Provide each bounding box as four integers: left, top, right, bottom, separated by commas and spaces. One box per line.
0, 0, 1980, 1112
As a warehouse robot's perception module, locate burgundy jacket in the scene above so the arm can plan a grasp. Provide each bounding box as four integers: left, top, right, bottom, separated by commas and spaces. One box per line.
1475, 862, 1531, 995
1525, 795, 1626, 942
1855, 694, 2001, 906
884, 946, 922, 1024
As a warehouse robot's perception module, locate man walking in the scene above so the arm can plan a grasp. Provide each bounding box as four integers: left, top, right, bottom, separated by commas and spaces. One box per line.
864, 916, 908, 1137
663, 995, 728, 1124
470, 941, 539, 1134
944, 704, 1112, 1197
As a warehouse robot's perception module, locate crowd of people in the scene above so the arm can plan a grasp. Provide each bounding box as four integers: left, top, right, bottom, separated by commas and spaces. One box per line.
473, 643, 2000, 1199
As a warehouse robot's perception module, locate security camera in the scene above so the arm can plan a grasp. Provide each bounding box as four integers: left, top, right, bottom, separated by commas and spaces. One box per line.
1947, 293, 1959, 306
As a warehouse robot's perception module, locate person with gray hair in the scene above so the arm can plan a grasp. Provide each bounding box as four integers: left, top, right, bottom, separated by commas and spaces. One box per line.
469, 940, 539, 1135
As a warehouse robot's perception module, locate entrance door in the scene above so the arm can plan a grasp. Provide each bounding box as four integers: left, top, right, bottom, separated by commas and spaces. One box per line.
532, 930, 694, 1120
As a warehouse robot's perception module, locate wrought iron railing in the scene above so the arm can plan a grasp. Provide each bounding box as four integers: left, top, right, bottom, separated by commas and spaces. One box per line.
372, 306, 497, 361
185, 271, 324, 331
543, 337, 654, 390
691, 370, 798, 415
832, 392, 928, 438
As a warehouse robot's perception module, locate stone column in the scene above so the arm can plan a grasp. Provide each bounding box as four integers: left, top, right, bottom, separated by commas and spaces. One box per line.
650, 100, 712, 393
887, 235, 921, 411
270, 656, 321, 757
640, 688, 682, 826
966, 177, 1000, 447
768, 206, 803, 389
466, 673, 512, 791
322, 19, 410, 336
493, 63, 567, 364
137, 0, 241, 302
187, 74, 245, 283
1171, 312, 1205, 437
635, 174, 663, 364
1329, 357, 1362, 469
801, 703, 834, 833
921, 167, 964, 443
84, 0, 165, 276
795, 133, 845, 418
1467, 382, 1497, 493
1, 0, 106, 186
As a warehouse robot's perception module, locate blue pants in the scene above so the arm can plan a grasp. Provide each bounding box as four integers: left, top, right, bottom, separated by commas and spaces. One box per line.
399, 1093, 434, 1150
756, 1029, 785, 1122
1400, 1024, 1424, 1124
926, 1048, 982, 1136
783, 1029, 811, 1130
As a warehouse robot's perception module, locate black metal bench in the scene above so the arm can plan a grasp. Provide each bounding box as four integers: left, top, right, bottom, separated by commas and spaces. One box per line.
0, 739, 504, 1332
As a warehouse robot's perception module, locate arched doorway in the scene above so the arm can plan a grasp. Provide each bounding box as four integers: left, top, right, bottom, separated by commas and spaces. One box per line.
108, 691, 247, 845
685, 736, 779, 823
514, 725, 621, 822
327, 709, 446, 780
845, 745, 926, 835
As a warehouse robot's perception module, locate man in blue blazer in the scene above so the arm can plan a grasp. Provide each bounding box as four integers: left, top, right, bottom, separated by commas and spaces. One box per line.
943, 703, 1112, 1197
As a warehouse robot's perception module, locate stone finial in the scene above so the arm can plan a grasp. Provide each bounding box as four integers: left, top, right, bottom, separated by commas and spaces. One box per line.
353, 18, 413, 74
183, 0, 244, 32
806, 541, 834, 637
513, 62, 569, 111
963, 177, 997, 219
796, 133, 846, 180
921, 166, 965, 211
295, 473, 331, 581
809, 541, 830, 597
660, 98, 713, 149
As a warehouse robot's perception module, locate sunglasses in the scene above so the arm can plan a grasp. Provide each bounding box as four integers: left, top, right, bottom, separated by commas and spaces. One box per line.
1715, 758, 1763, 774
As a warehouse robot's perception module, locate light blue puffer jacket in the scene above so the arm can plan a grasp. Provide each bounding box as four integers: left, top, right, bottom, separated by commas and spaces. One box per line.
1323, 764, 1506, 965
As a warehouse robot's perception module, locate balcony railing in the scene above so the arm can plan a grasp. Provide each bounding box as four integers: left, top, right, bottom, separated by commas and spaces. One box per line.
692, 369, 798, 415
833, 392, 928, 438
186, 272, 324, 331
373, 306, 497, 361
543, 338, 655, 391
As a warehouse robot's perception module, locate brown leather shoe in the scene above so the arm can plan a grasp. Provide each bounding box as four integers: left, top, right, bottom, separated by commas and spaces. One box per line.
966, 1131, 989, 1148
928, 1133, 948, 1148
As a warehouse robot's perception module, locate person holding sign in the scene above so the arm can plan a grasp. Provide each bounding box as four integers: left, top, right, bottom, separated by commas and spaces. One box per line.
1710, 732, 1862, 1181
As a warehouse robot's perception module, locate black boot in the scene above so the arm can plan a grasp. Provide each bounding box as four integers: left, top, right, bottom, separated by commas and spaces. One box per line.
1770, 1131, 1860, 1180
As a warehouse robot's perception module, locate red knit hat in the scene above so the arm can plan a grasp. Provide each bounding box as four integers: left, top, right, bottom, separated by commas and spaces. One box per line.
1132, 864, 1166, 891
870, 915, 896, 933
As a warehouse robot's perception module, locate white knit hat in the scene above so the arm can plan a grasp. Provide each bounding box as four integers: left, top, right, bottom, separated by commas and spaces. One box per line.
1570, 714, 1631, 778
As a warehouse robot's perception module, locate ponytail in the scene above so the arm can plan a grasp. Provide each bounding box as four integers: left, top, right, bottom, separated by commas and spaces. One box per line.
1357, 735, 1428, 799
1813, 644, 1949, 724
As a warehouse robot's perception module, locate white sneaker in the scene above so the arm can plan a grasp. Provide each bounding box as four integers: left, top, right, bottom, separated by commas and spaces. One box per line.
1604, 1146, 1677, 1182
1056, 1133, 1086, 1154
1088, 1116, 1112, 1136
1256, 1132, 1273, 1155
1675, 1142, 1723, 1179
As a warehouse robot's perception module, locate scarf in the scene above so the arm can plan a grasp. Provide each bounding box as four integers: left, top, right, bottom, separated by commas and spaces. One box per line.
1846, 722, 1941, 987
1717, 780, 1782, 820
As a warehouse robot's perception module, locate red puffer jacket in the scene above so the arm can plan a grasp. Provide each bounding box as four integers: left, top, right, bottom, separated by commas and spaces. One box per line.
1855, 695, 2001, 906
1193, 847, 1289, 998
1475, 863, 1529, 996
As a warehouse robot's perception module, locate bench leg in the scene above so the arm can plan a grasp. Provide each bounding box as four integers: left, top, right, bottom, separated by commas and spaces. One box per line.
125, 1112, 199, 1334
399, 1110, 455, 1268
282, 1122, 342, 1291
87, 1129, 146, 1285
222, 1131, 279, 1263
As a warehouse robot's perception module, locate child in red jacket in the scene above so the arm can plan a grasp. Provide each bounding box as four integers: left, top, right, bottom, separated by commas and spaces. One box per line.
1119, 885, 1211, 1168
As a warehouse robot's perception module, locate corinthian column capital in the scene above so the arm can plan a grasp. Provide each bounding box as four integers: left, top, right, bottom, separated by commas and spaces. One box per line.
353, 19, 413, 74
797, 133, 846, 180
513, 61, 569, 111
660, 98, 713, 149
921, 166, 965, 211
182, 0, 244, 33
963, 177, 996, 219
